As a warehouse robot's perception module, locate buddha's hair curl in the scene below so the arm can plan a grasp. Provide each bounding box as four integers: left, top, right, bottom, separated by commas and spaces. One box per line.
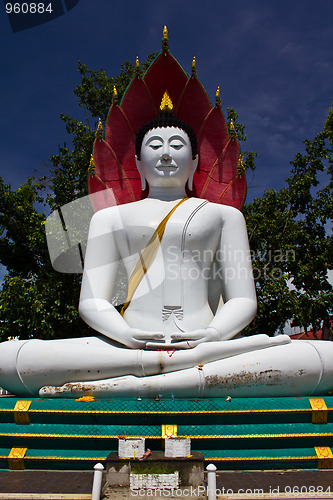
135, 111, 197, 160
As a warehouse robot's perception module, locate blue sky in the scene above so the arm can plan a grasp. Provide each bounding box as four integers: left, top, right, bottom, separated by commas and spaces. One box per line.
0, 0, 332, 201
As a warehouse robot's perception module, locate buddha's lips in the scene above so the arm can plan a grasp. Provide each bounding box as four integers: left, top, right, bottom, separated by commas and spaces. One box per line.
156, 163, 178, 172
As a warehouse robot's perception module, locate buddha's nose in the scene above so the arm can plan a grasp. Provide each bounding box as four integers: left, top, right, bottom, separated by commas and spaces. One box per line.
161, 143, 171, 158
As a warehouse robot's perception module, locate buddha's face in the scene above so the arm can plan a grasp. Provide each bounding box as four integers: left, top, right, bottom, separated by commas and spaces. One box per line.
136, 127, 198, 189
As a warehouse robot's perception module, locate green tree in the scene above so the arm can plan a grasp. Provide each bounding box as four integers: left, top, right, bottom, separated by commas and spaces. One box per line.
243, 108, 333, 336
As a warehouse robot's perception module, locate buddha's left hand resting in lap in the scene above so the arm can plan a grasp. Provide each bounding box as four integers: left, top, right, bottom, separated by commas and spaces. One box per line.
1, 110, 332, 399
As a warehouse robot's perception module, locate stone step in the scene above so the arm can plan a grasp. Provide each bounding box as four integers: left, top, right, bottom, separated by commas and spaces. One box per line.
0, 447, 109, 470
0, 396, 332, 471
0, 446, 328, 470
201, 447, 319, 470
1, 421, 332, 442
1, 396, 332, 425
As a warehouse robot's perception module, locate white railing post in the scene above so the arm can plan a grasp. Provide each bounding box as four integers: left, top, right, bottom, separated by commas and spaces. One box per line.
91, 462, 104, 500
206, 463, 217, 500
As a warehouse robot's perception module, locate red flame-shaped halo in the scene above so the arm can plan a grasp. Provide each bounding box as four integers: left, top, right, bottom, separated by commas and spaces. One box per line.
89, 48, 246, 211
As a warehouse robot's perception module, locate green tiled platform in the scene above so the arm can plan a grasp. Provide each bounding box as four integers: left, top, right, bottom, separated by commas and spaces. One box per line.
0, 396, 332, 471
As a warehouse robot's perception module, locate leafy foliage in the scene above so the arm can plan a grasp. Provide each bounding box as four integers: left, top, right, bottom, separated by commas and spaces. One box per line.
226, 106, 257, 175
0, 176, 89, 340
243, 108, 333, 336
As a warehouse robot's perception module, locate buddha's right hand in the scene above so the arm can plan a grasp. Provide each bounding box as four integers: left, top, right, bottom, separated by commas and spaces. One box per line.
121, 328, 165, 349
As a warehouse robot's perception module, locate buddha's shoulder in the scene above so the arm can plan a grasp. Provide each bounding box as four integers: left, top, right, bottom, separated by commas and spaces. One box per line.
89, 199, 164, 227
191, 198, 244, 220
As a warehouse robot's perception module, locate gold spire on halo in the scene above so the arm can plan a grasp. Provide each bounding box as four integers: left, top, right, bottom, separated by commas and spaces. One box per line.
191, 56, 196, 77
135, 56, 140, 75
215, 86, 221, 106
89, 154, 95, 174
112, 85, 118, 104
162, 25, 169, 51
163, 25, 168, 40
160, 91, 173, 112
96, 118, 103, 137
229, 119, 236, 138
237, 155, 245, 175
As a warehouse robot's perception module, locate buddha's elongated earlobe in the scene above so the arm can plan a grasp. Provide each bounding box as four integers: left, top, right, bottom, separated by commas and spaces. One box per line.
135, 156, 147, 191
140, 173, 147, 191
187, 155, 198, 191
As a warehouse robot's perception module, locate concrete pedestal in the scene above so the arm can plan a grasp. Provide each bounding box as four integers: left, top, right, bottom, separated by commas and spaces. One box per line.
104, 451, 204, 488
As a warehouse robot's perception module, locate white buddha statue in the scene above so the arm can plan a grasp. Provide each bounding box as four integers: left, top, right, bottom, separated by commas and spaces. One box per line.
0, 111, 332, 398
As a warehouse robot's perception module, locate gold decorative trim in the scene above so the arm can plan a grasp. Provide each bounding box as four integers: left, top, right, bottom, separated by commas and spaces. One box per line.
204, 455, 315, 462
14, 400, 31, 425
315, 446, 333, 469
309, 398, 328, 424
162, 424, 177, 438
2, 452, 107, 464
1, 432, 159, 440
1, 407, 325, 416
180, 432, 333, 440
8, 447, 27, 470
29, 455, 107, 461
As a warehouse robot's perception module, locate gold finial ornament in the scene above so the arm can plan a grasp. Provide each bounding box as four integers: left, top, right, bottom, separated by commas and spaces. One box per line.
112, 85, 118, 104
162, 25, 169, 51
89, 154, 95, 174
191, 57, 196, 77
163, 25, 168, 40
229, 118, 236, 137
237, 156, 245, 176
135, 56, 140, 75
215, 86, 221, 106
160, 91, 173, 112
96, 118, 103, 138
